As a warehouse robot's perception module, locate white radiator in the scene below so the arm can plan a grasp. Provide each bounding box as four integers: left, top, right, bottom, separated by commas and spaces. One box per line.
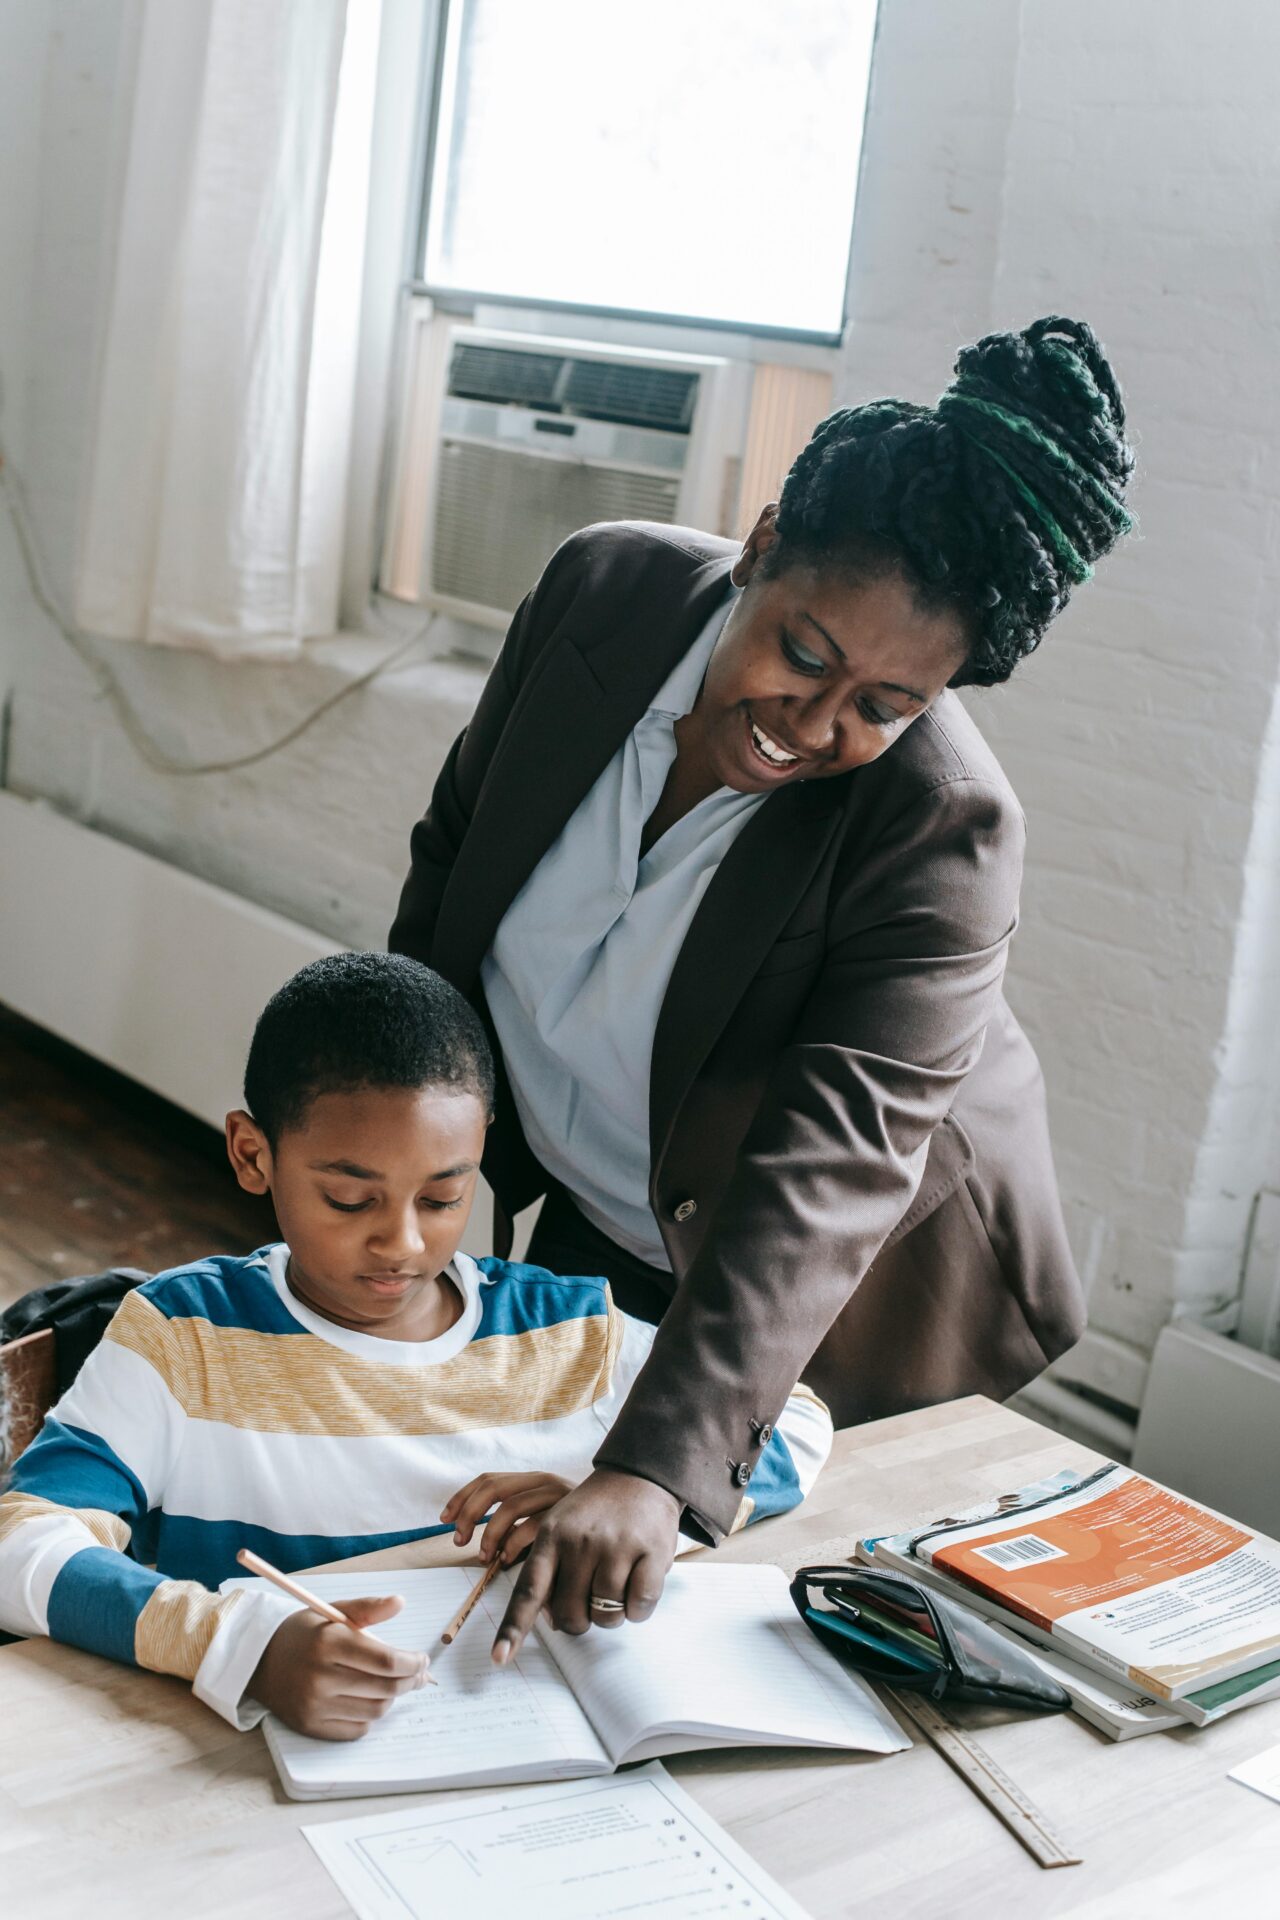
0, 791, 524, 1261
1133, 1322, 1280, 1538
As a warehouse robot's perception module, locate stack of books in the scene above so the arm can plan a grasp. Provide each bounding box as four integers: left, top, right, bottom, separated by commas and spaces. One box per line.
857, 1463, 1280, 1741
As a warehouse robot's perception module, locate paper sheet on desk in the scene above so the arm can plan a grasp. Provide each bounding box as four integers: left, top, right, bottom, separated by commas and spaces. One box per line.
303, 1760, 814, 1920
1229, 1742, 1280, 1805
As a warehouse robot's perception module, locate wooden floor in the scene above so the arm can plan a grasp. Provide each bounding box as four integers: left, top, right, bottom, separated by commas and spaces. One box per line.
0, 1007, 278, 1314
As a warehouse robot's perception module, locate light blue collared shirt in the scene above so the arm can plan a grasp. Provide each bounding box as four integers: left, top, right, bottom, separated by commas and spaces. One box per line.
481, 592, 765, 1267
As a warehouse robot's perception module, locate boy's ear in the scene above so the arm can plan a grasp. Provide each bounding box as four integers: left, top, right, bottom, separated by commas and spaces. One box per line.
226, 1110, 273, 1195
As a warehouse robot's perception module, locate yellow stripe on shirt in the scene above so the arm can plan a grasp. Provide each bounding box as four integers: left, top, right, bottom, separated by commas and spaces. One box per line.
599, 1296, 623, 1401
0, 1489, 131, 1552
108, 1304, 615, 1437
102, 1292, 191, 1402
134, 1580, 244, 1680
729, 1494, 755, 1533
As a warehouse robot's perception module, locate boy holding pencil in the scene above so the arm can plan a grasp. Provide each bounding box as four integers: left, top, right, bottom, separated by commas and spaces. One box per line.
0, 954, 831, 1741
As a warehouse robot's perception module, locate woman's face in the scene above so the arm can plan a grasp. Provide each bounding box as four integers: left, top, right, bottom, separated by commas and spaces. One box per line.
688, 510, 970, 793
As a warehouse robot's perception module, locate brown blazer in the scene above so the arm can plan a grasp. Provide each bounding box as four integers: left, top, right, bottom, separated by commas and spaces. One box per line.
390, 523, 1084, 1540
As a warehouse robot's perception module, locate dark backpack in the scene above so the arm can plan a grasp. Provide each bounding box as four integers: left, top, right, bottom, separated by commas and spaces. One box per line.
0, 1268, 149, 1399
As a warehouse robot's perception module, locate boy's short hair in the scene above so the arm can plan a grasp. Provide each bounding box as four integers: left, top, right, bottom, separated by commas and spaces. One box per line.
243, 952, 495, 1145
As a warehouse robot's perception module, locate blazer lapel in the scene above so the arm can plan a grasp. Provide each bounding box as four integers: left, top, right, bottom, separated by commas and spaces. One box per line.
434, 551, 736, 991
649, 776, 847, 1169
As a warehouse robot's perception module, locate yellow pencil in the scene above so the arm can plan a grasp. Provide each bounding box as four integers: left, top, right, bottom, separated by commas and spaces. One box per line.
440, 1553, 504, 1645
235, 1548, 437, 1684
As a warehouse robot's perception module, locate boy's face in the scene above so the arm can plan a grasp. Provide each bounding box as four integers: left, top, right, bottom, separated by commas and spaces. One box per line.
226, 1084, 489, 1339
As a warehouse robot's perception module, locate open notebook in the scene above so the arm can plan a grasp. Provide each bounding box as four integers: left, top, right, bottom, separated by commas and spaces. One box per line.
226, 1562, 907, 1800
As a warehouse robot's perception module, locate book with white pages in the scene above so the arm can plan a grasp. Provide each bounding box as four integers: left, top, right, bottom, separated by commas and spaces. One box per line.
223, 1562, 908, 1800
859, 1466, 1280, 1730
849, 1540, 1184, 1741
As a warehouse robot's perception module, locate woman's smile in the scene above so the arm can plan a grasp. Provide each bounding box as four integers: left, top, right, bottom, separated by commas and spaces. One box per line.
690, 557, 970, 796
746, 712, 805, 774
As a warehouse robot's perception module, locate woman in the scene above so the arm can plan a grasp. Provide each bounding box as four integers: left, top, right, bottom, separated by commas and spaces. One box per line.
390, 316, 1135, 1654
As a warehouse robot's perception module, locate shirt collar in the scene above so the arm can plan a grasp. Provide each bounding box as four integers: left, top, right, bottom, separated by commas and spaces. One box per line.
645, 585, 738, 722
261, 1243, 484, 1365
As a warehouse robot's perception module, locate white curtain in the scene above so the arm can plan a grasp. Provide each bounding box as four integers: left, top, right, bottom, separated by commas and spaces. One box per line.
75, 0, 380, 659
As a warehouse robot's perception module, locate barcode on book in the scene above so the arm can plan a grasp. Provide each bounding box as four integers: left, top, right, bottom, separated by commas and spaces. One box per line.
973, 1533, 1067, 1571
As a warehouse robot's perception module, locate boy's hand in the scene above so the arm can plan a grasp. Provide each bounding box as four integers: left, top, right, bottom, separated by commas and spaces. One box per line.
248, 1596, 431, 1741
491, 1468, 679, 1664
441, 1471, 575, 1566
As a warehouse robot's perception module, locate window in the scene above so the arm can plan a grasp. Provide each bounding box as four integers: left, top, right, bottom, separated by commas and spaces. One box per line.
420, 0, 879, 340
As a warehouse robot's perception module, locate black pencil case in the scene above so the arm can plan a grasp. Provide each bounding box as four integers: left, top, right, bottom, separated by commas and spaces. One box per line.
790, 1563, 1072, 1712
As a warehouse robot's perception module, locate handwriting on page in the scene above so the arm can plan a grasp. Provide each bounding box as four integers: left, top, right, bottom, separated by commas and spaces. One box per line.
261, 1570, 606, 1786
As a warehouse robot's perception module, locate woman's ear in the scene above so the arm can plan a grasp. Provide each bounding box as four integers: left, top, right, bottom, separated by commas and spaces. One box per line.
225, 1109, 273, 1195
731, 502, 780, 588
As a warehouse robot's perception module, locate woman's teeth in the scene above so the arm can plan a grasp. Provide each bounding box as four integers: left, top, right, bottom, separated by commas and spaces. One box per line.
750, 720, 799, 768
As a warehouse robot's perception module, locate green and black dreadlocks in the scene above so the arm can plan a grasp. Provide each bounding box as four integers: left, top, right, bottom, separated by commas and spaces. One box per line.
768, 316, 1135, 686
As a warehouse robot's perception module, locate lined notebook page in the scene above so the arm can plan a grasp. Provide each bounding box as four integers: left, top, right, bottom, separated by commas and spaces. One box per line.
236, 1569, 608, 1791
542, 1563, 907, 1762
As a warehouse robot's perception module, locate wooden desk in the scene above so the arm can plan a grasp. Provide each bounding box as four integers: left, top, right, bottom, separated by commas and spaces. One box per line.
3, 1397, 1278, 1917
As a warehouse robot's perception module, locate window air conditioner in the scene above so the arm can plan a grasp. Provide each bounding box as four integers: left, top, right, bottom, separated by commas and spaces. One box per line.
381, 315, 734, 632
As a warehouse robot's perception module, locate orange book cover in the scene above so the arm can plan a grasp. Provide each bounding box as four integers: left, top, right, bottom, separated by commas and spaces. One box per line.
918, 1467, 1280, 1699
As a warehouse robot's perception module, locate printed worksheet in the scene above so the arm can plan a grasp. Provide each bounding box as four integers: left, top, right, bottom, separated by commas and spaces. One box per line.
303, 1762, 814, 1920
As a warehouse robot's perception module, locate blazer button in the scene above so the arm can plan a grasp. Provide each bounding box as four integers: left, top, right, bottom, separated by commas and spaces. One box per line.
673, 1198, 697, 1223
733, 1461, 752, 1488
749, 1416, 773, 1446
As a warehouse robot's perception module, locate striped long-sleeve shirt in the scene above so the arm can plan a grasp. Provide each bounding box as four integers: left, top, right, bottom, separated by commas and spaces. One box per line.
0, 1245, 831, 1727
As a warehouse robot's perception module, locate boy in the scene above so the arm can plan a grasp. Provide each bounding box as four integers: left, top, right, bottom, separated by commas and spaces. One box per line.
0, 954, 831, 1740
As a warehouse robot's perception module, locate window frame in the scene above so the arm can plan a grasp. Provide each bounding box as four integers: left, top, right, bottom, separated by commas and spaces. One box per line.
350, 0, 857, 653
408, 0, 872, 349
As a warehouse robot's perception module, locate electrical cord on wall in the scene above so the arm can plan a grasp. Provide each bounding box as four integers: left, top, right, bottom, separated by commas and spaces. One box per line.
0, 430, 438, 780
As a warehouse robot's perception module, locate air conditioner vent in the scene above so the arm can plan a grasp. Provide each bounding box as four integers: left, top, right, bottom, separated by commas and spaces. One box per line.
447, 343, 566, 408
382, 317, 732, 632
562, 359, 698, 432
431, 440, 681, 615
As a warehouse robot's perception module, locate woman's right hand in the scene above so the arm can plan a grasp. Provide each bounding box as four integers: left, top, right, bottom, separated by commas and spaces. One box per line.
248, 1596, 430, 1740
491, 1467, 680, 1664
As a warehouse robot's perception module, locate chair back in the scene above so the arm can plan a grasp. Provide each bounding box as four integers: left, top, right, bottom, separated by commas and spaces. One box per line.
0, 1267, 149, 1479
1, 1328, 57, 1472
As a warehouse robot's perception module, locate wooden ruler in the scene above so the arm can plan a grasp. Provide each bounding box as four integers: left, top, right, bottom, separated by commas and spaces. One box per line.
887, 1688, 1082, 1869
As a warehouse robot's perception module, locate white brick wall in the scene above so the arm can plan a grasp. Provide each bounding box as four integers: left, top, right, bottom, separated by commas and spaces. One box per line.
830, 0, 1280, 1387
979, 0, 1280, 1357
838, 0, 1021, 393
4, 0, 1280, 1413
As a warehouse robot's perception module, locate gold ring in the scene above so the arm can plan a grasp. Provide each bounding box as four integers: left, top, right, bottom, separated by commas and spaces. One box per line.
589, 1596, 626, 1613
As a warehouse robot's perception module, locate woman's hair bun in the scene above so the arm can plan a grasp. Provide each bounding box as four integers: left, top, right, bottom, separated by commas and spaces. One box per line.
938, 315, 1135, 581
773, 315, 1136, 686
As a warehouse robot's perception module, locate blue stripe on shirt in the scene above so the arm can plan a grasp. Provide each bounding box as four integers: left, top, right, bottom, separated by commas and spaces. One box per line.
153, 1515, 454, 1589
8, 1418, 148, 1523
474, 1260, 609, 1341
46, 1547, 164, 1665
139, 1254, 303, 1334
744, 1429, 801, 1521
